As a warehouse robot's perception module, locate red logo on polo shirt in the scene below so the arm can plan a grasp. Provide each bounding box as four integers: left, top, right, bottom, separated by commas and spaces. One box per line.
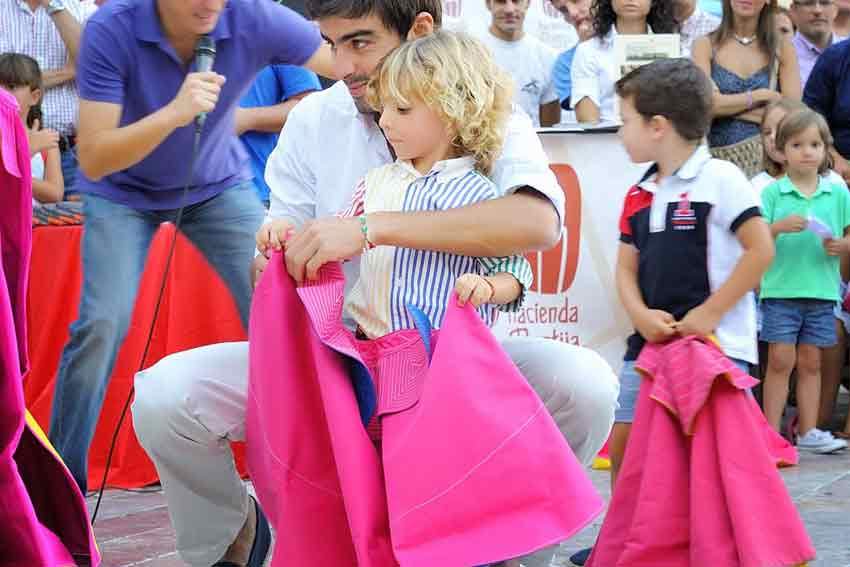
672, 191, 697, 230
444, 0, 462, 18
526, 164, 582, 294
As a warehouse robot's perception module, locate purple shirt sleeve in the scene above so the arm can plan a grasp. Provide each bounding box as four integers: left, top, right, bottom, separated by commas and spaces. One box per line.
76, 21, 129, 104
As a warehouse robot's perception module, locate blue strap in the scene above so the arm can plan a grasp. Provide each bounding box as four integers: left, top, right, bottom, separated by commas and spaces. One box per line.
406, 303, 433, 361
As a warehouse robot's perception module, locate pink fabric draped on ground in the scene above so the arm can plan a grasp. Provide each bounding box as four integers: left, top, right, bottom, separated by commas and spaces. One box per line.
246, 257, 603, 567
0, 89, 99, 566
587, 337, 815, 567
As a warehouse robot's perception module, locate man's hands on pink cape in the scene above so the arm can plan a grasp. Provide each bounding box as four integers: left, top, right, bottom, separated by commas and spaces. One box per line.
254, 217, 364, 283
285, 217, 363, 282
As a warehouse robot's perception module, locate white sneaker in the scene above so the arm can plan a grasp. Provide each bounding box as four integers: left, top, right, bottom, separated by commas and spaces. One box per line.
796, 428, 849, 454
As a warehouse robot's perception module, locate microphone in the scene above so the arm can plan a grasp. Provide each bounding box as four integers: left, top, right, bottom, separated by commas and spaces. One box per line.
194, 35, 216, 131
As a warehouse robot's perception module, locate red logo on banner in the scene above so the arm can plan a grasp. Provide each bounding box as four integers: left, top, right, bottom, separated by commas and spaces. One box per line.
444, 0, 462, 18
526, 164, 582, 294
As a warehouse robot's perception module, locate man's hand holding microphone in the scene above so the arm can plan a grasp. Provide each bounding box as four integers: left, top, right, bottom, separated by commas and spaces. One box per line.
167, 37, 222, 130
166, 71, 225, 128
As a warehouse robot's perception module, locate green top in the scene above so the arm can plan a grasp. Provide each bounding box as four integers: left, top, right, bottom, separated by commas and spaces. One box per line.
761, 175, 850, 301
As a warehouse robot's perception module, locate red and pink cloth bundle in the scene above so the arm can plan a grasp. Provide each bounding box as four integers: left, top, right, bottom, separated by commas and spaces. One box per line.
587, 336, 815, 567
0, 88, 99, 566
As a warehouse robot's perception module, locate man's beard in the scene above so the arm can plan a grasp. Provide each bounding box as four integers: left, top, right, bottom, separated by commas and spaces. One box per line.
353, 96, 372, 114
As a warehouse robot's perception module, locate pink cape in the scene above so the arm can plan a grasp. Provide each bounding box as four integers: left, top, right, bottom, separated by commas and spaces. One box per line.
0, 89, 99, 565
246, 257, 603, 566
587, 337, 815, 567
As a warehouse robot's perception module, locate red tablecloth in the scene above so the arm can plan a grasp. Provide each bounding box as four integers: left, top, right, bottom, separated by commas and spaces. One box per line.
23, 224, 249, 489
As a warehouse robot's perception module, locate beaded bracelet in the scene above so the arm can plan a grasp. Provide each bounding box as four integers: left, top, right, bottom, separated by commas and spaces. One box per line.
358, 214, 375, 252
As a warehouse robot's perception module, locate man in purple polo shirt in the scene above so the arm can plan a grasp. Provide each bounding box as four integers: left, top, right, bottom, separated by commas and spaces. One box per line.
791, 0, 843, 87
47, 1, 330, 564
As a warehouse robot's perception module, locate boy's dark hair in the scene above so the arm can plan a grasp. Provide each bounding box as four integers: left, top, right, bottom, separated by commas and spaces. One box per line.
591, 0, 678, 38
0, 52, 43, 128
306, 0, 442, 39
615, 58, 713, 142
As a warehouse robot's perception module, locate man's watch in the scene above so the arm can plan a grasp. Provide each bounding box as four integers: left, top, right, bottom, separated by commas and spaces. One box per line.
46, 0, 66, 16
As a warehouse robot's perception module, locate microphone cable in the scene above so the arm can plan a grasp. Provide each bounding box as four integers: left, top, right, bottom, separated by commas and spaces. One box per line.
90, 124, 203, 524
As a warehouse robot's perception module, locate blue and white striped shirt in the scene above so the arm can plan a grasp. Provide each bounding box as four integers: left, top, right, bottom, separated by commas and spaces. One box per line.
343, 158, 533, 339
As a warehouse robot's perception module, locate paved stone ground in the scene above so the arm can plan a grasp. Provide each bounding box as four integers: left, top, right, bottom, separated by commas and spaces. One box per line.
89, 395, 850, 567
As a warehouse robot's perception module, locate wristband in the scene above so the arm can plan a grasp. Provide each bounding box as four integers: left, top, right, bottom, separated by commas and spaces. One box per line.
746, 90, 753, 110
358, 214, 375, 252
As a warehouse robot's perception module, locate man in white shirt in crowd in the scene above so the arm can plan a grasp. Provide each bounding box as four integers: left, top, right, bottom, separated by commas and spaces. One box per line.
131, 1, 619, 567
0, 0, 93, 193
479, 0, 561, 127
675, 0, 720, 54
791, 0, 842, 87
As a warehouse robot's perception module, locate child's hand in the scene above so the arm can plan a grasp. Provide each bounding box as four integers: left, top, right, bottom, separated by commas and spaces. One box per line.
255, 219, 294, 254
27, 120, 59, 154
455, 274, 494, 308
824, 237, 848, 256
776, 214, 807, 234
250, 254, 269, 289
635, 309, 676, 343
673, 304, 722, 339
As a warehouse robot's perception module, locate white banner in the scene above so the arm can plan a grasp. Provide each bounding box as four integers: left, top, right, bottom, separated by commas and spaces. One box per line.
492, 132, 650, 372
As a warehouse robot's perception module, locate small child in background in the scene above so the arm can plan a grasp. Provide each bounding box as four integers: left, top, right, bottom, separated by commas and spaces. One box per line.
752, 99, 847, 194
760, 108, 850, 454
752, 98, 850, 441
0, 53, 64, 205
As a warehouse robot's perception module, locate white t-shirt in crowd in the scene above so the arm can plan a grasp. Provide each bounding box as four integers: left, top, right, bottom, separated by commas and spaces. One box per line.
477, 31, 559, 127
570, 26, 653, 124
570, 28, 619, 124
750, 170, 848, 197
31, 151, 44, 207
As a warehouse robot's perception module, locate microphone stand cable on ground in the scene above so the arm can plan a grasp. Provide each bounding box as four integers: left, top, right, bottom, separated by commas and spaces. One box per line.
90, 125, 203, 525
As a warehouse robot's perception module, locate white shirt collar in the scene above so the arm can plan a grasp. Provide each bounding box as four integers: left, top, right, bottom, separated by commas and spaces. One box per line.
637, 145, 713, 191
395, 156, 477, 182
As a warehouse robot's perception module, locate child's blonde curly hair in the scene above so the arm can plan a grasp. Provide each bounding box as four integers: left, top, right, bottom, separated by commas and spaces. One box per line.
366, 30, 512, 176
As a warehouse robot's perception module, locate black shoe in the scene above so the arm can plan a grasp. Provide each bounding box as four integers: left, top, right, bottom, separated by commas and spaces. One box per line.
569, 546, 592, 566
212, 496, 272, 567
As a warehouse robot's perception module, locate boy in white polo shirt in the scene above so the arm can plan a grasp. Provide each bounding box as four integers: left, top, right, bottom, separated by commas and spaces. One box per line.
569, 57, 774, 567
609, 57, 774, 493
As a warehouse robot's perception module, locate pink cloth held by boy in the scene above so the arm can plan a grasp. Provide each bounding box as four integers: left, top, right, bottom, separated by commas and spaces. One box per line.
587, 336, 815, 567
246, 257, 603, 567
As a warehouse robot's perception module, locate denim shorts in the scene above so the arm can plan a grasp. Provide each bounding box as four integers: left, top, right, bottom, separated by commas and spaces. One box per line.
760, 298, 837, 348
614, 357, 750, 423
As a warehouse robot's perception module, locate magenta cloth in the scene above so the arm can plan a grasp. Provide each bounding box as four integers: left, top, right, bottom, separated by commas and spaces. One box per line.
246, 257, 603, 567
587, 337, 815, 567
0, 89, 100, 566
